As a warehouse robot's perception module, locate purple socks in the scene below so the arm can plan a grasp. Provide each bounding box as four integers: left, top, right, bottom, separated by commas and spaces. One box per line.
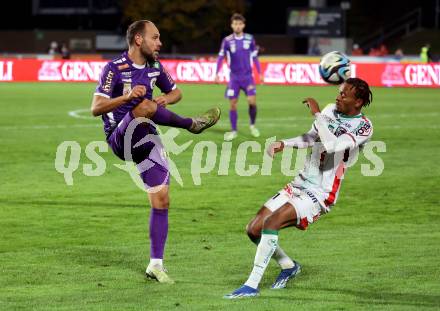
229, 110, 238, 131
249, 105, 257, 125
149, 208, 168, 259
151, 105, 192, 129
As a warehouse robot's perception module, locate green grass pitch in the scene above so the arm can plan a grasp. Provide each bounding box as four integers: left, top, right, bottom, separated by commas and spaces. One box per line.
0, 82, 439, 310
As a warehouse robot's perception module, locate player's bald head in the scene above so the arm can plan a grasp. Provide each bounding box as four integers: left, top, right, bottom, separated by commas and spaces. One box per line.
126, 20, 154, 46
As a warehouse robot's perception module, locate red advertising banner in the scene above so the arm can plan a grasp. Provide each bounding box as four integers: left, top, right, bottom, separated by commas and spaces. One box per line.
1, 58, 439, 88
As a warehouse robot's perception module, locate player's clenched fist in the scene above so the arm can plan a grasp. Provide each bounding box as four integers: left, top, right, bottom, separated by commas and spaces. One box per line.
126, 85, 146, 100
266, 141, 285, 158
153, 95, 168, 107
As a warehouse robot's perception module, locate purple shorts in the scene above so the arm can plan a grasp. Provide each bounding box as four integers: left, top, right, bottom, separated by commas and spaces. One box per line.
225, 75, 256, 99
107, 111, 170, 188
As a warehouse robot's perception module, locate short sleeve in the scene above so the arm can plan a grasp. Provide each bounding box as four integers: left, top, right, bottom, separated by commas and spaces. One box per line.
94, 63, 118, 98
218, 39, 227, 56
250, 37, 258, 58
155, 63, 176, 93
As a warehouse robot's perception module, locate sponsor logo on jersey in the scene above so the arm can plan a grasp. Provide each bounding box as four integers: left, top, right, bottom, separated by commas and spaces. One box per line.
117, 64, 129, 70
121, 78, 131, 83
334, 126, 348, 137
354, 121, 371, 136
148, 71, 161, 78
121, 71, 132, 77
123, 82, 131, 95
230, 44, 236, 53
113, 57, 126, 64
102, 70, 114, 92
243, 40, 251, 49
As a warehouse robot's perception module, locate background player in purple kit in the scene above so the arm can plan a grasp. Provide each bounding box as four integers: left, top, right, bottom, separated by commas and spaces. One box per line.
91, 20, 220, 284
215, 13, 264, 141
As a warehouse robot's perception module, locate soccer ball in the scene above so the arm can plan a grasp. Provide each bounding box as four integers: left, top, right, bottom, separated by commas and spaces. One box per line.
319, 51, 351, 85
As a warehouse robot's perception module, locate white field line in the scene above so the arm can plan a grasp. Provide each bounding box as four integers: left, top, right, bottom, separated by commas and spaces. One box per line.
0, 110, 439, 131
1, 124, 101, 130
1, 122, 439, 131
67, 108, 440, 122
68, 109, 94, 120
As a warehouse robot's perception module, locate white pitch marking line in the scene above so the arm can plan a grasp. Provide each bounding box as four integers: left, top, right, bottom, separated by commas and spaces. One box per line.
1, 123, 438, 131
68, 109, 94, 120
2, 111, 438, 131
1, 124, 101, 130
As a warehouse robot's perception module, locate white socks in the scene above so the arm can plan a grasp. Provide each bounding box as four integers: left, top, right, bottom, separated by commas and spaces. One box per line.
244, 230, 278, 289
273, 246, 295, 269
148, 258, 163, 268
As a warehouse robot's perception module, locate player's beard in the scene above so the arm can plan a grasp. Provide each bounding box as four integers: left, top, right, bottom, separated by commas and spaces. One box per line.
140, 45, 158, 63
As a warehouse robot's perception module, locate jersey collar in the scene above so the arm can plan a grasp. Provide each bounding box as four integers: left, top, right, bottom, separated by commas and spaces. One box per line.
123, 51, 146, 69
337, 111, 363, 119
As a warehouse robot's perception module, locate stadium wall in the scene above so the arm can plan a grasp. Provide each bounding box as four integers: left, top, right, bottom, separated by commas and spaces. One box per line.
0, 58, 439, 88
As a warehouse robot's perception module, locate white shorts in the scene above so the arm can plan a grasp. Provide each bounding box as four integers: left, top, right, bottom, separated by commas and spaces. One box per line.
263, 183, 323, 230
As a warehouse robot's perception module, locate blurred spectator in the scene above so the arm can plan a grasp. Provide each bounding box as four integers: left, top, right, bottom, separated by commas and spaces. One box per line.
307, 41, 321, 56
394, 48, 404, 60
352, 43, 363, 56
378, 44, 389, 56
61, 43, 70, 59
420, 44, 433, 63
48, 41, 59, 55
368, 46, 380, 56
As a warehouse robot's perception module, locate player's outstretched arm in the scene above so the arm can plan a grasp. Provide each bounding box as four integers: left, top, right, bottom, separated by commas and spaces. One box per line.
266, 129, 317, 157
282, 130, 318, 149
91, 85, 146, 116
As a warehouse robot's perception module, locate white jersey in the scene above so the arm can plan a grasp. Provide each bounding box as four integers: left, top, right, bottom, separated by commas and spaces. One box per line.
289, 104, 373, 210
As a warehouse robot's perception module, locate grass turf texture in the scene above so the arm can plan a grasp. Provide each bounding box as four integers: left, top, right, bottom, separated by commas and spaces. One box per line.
0, 82, 439, 310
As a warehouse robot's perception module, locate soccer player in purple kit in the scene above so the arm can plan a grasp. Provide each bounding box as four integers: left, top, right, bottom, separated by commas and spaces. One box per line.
215, 13, 264, 141
91, 20, 220, 284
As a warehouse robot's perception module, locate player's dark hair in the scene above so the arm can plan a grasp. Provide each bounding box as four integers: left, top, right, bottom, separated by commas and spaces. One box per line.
231, 13, 246, 23
126, 20, 151, 46
345, 78, 373, 107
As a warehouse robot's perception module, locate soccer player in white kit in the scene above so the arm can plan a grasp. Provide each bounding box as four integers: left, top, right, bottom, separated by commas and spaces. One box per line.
225, 78, 373, 298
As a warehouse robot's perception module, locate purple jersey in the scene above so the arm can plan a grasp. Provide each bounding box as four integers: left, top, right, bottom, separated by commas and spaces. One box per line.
216, 33, 261, 78
95, 51, 176, 136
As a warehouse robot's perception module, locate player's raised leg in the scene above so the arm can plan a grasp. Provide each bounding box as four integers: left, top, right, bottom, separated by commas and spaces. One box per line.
132, 99, 220, 134
225, 97, 238, 141
225, 203, 298, 298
